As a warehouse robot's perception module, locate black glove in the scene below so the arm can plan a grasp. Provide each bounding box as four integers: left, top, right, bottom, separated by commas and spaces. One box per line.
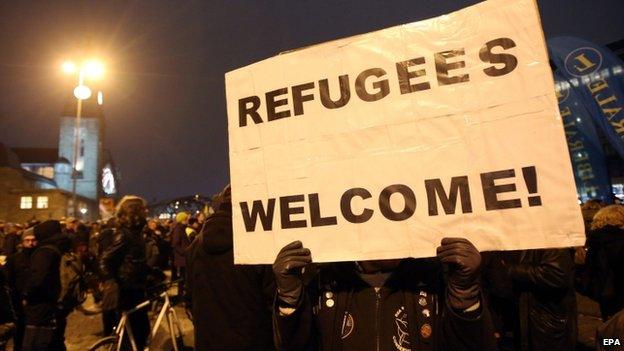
272, 241, 312, 308
436, 237, 482, 310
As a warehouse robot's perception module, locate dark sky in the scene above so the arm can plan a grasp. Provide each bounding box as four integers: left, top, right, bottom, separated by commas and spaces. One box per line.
1, 1, 624, 202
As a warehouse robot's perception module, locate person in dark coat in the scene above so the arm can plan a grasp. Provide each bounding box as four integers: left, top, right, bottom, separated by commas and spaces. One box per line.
22, 220, 68, 351
144, 219, 168, 269
186, 185, 276, 351
171, 211, 191, 300
97, 224, 119, 337
2, 223, 21, 257
99, 196, 150, 350
3, 228, 37, 351
585, 205, 624, 320
64, 217, 78, 237
0, 272, 16, 351
596, 308, 624, 350
273, 238, 497, 351
142, 225, 160, 269
484, 249, 577, 351
481, 251, 517, 350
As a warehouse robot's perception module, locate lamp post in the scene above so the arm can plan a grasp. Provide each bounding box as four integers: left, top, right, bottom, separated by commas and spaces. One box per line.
62, 59, 104, 217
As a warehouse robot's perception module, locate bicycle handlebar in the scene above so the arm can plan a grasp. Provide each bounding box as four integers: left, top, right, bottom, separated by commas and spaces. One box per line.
125, 278, 181, 315
146, 278, 182, 294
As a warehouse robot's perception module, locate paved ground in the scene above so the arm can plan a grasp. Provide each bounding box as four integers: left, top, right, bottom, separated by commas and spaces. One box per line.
64, 288, 195, 351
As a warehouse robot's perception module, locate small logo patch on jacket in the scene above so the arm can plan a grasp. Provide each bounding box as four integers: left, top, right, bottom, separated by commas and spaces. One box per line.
340, 312, 354, 339
393, 306, 411, 351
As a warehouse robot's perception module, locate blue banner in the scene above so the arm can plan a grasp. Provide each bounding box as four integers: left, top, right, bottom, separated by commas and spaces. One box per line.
549, 36, 624, 161
554, 71, 612, 202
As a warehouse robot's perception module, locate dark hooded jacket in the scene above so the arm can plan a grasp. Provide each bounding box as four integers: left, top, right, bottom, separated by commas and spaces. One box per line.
23, 220, 69, 326
0, 271, 16, 343
172, 223, 191, 268
3, 245, 34, 320
586, 225, 624, 319
597, 308, 624, 350
99, 226, 148, 290
274, 259, 496, 351
507, 249, 577, 351
186, 202, 275, 351
2, 230, 20, 257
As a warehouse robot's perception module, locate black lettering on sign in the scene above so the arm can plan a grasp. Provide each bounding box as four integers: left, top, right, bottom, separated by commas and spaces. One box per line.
239, 167, 543, 232
480, 38, 518, 77
292, 82, 315, 116
396, 57, 431, 94
238, 96, 263, 127
240, 199, 276, 232
340, 188, 374, 223
236, 37, 522, 127
435, 49, 469, 86
378, 184, 416, 221
319, 75, 351, 109
425, 176, 472, 215
266, 88, 291, 121
280, 195, 307, 229
480, 169, 522, 210
355, 68, 390, 102
309, 193, 338, 227
521, 166, 542, 207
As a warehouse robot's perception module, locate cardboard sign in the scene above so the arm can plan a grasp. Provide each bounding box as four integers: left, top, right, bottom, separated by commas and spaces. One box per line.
226, 0, 585, 264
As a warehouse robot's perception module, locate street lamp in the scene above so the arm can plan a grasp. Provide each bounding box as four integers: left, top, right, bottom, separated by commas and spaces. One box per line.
62, 59, 105, 218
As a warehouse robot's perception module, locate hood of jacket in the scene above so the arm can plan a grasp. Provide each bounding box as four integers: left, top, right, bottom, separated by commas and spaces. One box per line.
33, 220, 61, 243
587, 225, 624, 247
40, 233, 72, 253
199, 210, 233, 254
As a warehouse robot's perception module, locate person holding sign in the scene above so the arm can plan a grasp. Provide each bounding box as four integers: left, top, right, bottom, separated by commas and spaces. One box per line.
272, 239, 496, 350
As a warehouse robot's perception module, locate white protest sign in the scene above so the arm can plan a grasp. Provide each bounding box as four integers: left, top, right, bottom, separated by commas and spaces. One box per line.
226, 0, 585, 264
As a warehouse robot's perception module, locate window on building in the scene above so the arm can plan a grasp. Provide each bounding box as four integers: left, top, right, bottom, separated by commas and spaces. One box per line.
20, 196, 32, 209
36, 196, 49, 209
39, 166, 54, 179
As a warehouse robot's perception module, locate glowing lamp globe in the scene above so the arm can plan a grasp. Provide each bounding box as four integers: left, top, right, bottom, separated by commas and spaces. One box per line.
73, 85, 92, 100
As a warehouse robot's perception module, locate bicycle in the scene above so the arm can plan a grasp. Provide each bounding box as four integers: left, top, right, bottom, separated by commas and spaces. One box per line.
87, 283, 185, 351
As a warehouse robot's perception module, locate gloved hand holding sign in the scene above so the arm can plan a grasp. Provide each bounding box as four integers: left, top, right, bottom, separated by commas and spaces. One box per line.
273, 241, 312, 308
436, 237, 482, 310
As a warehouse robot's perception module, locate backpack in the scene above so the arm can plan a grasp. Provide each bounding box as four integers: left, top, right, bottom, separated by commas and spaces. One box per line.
39, 245, 87, 313
59, 252, 87, 313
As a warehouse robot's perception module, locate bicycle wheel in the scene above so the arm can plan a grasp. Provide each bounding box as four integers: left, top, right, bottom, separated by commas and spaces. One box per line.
87, 336, 118, 351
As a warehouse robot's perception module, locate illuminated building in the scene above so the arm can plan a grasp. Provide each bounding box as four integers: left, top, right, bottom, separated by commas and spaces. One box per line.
0, 92, 118, 222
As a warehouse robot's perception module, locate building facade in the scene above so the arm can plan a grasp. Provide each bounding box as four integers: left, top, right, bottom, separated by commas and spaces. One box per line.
0, 92, 118, 223
0, 146, 97, 223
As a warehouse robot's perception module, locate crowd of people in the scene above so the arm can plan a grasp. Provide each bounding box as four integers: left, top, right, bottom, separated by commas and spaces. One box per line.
0, 196, 207, 351
0, 188, 623, 350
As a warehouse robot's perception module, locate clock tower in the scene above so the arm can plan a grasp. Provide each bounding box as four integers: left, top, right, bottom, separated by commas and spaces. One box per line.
55, 91, 106, 208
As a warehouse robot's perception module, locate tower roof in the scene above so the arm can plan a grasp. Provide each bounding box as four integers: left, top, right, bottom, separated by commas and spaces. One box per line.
0, 143, 21, 168
11, 147, 59, 164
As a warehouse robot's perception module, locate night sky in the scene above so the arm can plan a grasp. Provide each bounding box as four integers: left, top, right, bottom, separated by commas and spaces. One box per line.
1, 0, 623, 203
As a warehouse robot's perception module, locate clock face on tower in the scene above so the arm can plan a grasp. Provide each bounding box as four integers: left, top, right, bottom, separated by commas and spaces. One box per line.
102, 165, 116, 195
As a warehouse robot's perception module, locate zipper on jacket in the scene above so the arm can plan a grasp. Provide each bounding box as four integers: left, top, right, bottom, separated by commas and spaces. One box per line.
375, 290, 381, 351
